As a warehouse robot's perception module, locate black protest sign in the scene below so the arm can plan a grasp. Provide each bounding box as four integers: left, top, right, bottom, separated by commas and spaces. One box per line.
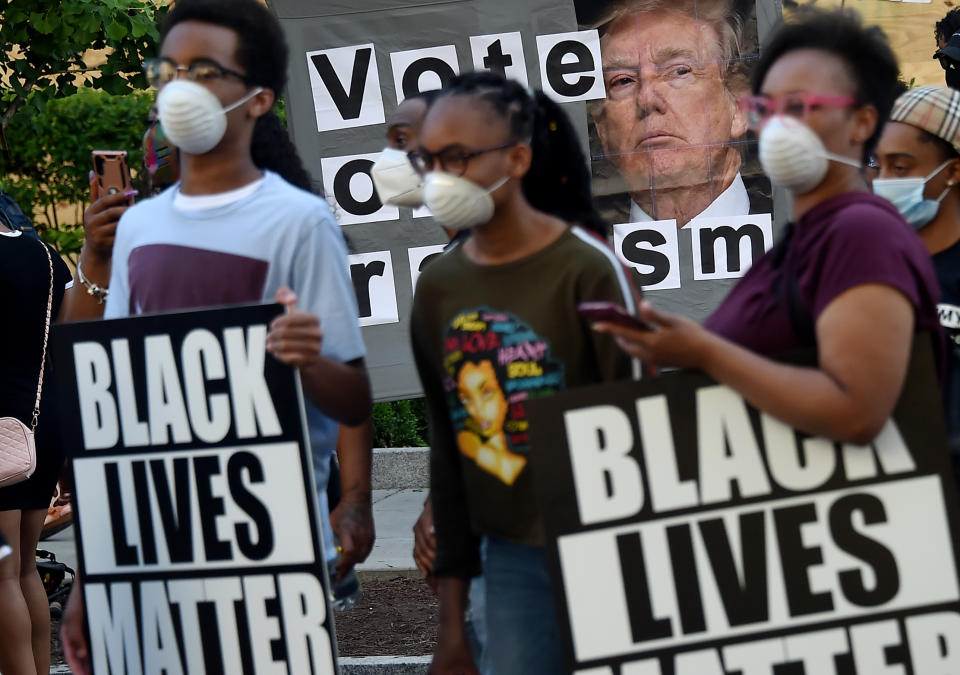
527, 343, 960, 674
53, 303, 337, 675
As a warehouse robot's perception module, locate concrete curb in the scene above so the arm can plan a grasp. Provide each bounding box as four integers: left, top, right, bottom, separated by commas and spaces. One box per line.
371, 447, 429, 490
52, 657, 431, 674
340, 655, 431, 674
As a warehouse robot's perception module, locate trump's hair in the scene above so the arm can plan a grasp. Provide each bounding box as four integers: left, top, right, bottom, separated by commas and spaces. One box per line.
591, 0, 746, 86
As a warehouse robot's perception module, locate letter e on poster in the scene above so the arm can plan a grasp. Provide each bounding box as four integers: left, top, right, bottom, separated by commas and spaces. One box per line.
536, 30, 605, 103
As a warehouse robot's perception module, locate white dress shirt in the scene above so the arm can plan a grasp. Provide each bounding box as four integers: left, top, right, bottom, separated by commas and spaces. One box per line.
629, 173, 750, 223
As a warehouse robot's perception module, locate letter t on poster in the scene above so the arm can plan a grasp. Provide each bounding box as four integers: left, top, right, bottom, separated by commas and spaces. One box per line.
470, 32, 529, 87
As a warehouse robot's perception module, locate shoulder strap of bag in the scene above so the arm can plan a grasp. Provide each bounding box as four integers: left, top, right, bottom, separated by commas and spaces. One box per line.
771, 223, 817, 348
32, 241, 54, 432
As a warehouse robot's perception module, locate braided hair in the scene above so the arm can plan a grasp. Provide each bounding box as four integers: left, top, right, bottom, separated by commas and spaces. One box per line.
435, 72, 608, 237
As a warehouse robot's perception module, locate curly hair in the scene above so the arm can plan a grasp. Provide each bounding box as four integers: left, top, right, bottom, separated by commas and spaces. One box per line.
436, 72, 608, 237
752, 9, 901, 165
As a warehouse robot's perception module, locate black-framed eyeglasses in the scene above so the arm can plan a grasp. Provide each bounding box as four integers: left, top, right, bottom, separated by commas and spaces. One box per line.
142, 57, 250, 88
408, 141, 516, 177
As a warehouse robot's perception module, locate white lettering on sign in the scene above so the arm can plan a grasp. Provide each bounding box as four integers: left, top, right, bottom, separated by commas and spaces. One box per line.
321, 153, 400, 225
87, 573, 333, 675
73, 327, 280, 451
557, 476, 958, 662
536, 30, 605, 103
939, 303, 960, 330
599, 615, 960, 674
389, 45, 460, 104
348, 250, 399, 327
306, 43, 384, 132
687, 214, 774, 281
470, 32, 529, 87
75, 443, 313, 574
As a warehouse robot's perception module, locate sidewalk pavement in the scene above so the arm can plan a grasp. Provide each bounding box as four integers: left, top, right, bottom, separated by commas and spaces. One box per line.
40, 487, 427, 578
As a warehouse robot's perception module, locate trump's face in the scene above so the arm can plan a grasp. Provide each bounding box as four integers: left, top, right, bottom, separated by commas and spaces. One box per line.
592, 9, 747, 193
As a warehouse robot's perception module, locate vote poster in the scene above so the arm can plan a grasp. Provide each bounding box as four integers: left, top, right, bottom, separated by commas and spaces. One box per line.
527, 342, 960, 674
53, 304, 337, 675
270, 0, 785, 400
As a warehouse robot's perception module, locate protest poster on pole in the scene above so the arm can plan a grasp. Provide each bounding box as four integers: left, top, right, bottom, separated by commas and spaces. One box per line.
527, 342, 960, 674
53, 303, 337, 675
270, 0, 786, 400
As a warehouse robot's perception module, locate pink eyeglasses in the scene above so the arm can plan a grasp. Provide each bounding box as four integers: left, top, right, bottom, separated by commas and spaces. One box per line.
740, 92, 858, 131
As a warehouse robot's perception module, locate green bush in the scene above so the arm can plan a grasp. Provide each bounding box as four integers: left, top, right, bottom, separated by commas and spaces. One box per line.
372, 398, 429, 448
0, 87, 154, 260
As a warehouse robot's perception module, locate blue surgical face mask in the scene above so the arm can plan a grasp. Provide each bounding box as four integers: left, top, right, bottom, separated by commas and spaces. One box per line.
873, 159, 955, 230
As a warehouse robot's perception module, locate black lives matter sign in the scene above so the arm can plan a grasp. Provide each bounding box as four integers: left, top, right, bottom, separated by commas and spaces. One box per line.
528, 343, 960, 674
54, 304, 336, 675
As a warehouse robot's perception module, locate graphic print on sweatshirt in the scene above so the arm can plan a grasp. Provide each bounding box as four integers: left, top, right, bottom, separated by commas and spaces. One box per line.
127, 244, 269, 314
443, 308, 563, 485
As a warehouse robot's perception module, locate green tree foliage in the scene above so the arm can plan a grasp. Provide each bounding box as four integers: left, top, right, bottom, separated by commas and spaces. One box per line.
0, 0, 166, 134
0, 88, 154, 260
372, 399, 429, 448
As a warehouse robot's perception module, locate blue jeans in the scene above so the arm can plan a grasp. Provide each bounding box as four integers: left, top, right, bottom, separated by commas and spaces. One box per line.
482, 537, 565, 675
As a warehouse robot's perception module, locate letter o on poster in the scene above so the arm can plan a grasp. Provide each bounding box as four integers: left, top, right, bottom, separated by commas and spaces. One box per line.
320, 154, 400, 225
536, 30, 605, 102
390, 45, 460, 104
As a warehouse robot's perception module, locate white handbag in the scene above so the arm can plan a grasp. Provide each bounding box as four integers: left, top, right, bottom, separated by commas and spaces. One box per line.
0, 240, 53, 488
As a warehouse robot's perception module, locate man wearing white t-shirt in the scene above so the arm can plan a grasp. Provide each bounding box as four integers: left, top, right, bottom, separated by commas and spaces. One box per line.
61, 2, 370, 671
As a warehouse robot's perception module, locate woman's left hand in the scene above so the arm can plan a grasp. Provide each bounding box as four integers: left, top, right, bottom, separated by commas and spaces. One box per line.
593, 300, 712, 370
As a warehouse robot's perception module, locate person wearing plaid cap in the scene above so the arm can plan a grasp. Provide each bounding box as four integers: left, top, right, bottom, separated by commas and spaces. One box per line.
875, 84, 960, 467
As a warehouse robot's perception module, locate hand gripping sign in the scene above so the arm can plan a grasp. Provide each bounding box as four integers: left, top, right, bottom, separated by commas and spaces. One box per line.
527, 341, 960, 675
54, 304, 337, 675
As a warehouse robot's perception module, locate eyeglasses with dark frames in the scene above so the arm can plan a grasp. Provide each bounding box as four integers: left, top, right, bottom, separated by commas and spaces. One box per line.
142, 57, 250, 88
740, 92, 858, 131
408, 141, 517, 177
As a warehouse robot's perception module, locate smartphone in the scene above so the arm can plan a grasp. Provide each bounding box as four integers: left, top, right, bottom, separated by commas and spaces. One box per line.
92, 150, 133, 196
578, 301, 651, 331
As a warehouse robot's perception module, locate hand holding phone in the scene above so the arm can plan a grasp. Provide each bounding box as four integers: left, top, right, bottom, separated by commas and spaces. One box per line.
578, 301, 651, 331
92, 150, 133, 196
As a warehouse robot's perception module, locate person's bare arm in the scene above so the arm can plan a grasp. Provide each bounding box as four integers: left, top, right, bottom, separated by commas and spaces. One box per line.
61, 578, 91, 675
429, 576, 478, 675
267, 288, 372, 426
413, 494, 439, 594
331, 420, 375, 580
596, 284, 915, 444
61, 173, 131, 322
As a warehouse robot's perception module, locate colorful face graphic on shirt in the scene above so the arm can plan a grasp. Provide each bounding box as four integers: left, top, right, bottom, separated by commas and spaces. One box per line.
444, 308, 563, 485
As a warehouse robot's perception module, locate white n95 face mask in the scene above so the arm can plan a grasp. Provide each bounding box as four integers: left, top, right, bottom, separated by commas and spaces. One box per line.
157, 80, 263, 155
759, 115, 861, 195
422, 172, 510, 230
371, 148, 424, 207
872, 160, 954, 230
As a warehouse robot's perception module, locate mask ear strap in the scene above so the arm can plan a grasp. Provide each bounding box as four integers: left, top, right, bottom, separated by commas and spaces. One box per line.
223, 86, 265, 113
936, 182, 955, 203
925, 158, 956, 182
823, 151, 862, 169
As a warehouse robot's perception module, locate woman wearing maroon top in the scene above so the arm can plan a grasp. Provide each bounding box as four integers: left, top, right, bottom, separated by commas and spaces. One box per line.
596, 9, 942, 445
